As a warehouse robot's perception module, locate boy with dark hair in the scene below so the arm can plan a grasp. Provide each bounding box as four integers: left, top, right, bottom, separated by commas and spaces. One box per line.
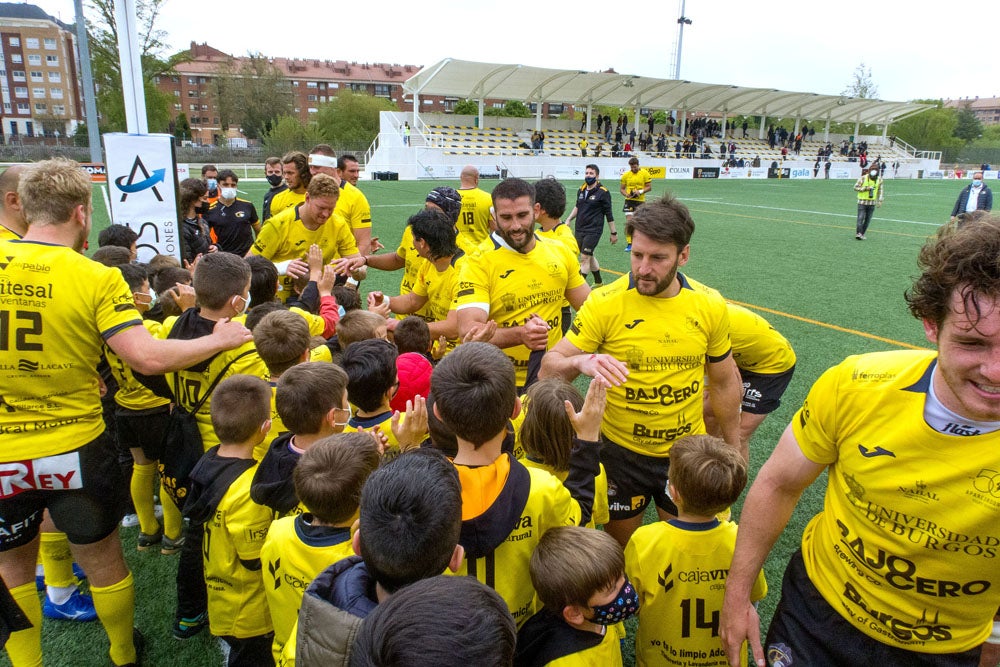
430, 342, 604, 626
392, 315, 432, 357
261, 433, 380, 662
187, 374, 274, 666
350, 576, 517, 667
97, 223, 138, 260
91, 245, 132, 267
251, 362, 351, 517
294, 448, 465, 665
341, 339, 428, 456
533, 178, 580, 334
516, 526, 635, 665
627, 434, 764, 667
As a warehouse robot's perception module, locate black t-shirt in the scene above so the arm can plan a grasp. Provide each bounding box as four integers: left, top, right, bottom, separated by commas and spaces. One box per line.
205, 198, 259, 255
574, 183, 614, 232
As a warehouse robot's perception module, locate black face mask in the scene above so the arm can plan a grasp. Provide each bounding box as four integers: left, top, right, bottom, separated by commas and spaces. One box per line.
266, 174, 283, 187
194, 203, 209, 216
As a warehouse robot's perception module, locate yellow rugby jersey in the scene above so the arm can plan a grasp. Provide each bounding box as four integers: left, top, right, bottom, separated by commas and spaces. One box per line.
537, 222, 580, 255
521, 459, 610, 528
566, 272, 731, 456
105, 320, 171, 412
620, 169, 652, 202
726, 304, 796, 375
550, 622, 625, 667
457, 187, 493, 250
626, 519, 766, 667
251, 204, 358, 303
261, 515, 354, 662
0, 240, 142, 460
268, 189, 306, 218
157, 315, 268, 451
454, 234, 585, 387
254, 383, 289, 462
412, 252, 467, 351
793, 350, 1000, 653
343, 411, 425, 460
335, 182, 372, 231
204, 464, 274, 638
453, 458, 581, 627
288, 306, 327, 337
0, 223, 22, 241
395, 225, 428, 298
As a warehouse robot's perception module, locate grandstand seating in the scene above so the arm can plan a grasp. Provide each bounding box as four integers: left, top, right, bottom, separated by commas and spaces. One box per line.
424, 124, 914, 164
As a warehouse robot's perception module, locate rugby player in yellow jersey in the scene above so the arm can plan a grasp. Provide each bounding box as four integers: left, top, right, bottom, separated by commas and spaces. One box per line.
533, 177, 581, 336
702, 303, 796, 457
456, 165, 494, 253
250, 174, 360, 303
456, 178, 590, 391
384, 208, 465, 348
268, 151, 310, 218
336, 187, 464, 322
619, 157, 652, 251
0, 165, 27, 240
540, 195, 742, 548
721, 217, 1000, 667
0, 159, 253, 667
307, 145, 373, 255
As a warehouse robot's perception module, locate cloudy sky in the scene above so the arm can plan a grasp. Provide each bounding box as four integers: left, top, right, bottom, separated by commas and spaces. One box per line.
32, 0, 999, 103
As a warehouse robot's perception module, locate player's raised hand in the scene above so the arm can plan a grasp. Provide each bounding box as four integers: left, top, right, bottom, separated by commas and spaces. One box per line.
578, 353, 629, 387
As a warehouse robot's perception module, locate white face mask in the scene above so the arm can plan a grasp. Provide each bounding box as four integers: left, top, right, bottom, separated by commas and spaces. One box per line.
232, 293, 250, 315
221, 187, 238, 200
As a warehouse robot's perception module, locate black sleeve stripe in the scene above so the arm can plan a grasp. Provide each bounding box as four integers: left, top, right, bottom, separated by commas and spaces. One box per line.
707, 347, 732, 364
101, 319, 143, 341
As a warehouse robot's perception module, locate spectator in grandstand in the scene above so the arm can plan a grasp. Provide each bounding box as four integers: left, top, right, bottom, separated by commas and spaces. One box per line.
578, 137, 588, 157
402, 122, 410, 145
566, 165, 616, 287
540, 195, 743, 547
261, 156, 286, 222
741, 120, 748, 138
853, 165, 884, 240
721, 214, 1000, 667
950, 171, 993, 222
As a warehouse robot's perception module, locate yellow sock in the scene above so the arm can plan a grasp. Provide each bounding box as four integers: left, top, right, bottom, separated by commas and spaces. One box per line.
130, 462, 160, 536
38, 531, 76, 588
6, 582, 42, 667
161, 483, 183, 540
90, 573, 136, 666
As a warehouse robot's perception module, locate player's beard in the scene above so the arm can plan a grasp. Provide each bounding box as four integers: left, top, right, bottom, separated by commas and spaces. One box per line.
635, 262, 679, 297
497, 225, 533, 252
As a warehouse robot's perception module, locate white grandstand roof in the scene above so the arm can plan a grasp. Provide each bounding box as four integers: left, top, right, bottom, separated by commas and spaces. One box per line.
404, 59, 933, 125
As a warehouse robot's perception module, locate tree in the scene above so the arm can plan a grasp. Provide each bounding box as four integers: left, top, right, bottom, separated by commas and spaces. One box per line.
262, 115, 327, 156
454, 99, 478, 115
843, 62, 879, 99
86, 0, 185, 132
889, 101, 962, 153
313, 93, 396, 147
211, 54, 294, 140
172, 112, 191, 144
953, 105, 984, 142
502, 100, 531, 118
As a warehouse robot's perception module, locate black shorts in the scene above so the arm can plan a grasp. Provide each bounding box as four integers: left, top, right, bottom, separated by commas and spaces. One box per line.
767, 550, 981, 666
623, 200, 643, 214
739, 366, 795, 415
0, 433, 127, 550
115, 405, 171, 461
575, 228, 602, 256
600, 437, 676, 520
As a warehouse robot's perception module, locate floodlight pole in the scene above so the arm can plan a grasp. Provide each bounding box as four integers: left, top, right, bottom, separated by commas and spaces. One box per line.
114, 0, 147, 134
674, 0, 690, 81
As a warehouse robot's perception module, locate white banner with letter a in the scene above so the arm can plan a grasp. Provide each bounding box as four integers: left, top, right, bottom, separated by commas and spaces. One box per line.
104, 133, 181, 262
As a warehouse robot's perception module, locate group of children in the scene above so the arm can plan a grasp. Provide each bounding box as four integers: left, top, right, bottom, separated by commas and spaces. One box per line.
78, 198, 768, 667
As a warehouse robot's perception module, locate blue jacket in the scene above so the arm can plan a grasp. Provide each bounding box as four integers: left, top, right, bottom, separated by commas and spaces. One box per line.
951, 183, 993, 217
